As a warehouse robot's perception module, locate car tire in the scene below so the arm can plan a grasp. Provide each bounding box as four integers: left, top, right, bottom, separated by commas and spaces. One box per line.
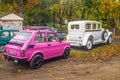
102, 30, 108, 41
29, 54, 43, 69
62, 48, 70, 59
107, 35, 112, 44
84, 39, 93, 50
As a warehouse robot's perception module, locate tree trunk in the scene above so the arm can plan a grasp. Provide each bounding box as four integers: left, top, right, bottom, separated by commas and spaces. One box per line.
81, 8, 86, 20
59, 18, 63, 30
53, 12, 56, 27
20, 0, 24, 18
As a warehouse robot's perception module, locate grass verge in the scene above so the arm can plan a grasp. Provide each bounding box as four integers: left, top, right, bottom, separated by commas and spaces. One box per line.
70, 43, 120, 62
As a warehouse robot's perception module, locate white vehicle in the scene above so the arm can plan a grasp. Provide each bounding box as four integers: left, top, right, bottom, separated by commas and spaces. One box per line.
67, 20, 113, 50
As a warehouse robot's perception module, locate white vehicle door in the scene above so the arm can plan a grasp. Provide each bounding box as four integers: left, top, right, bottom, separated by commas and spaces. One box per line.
91, 23, 102, 41
85, 23, 102, 41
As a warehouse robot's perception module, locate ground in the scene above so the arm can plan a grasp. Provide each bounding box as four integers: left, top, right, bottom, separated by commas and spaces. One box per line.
0, 56, 120, 80
0, 38, 120, 80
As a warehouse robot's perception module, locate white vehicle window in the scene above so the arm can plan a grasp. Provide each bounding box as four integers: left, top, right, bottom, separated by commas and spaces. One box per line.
92, 24, 96, 29
86, 24, 91, 29
98, 24, 101, 29
71, 25, 79, 29
71, 25, 74, 29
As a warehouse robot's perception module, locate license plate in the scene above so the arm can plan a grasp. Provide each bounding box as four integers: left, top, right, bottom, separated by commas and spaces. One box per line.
70, 42, 77, 44
8, 50, 16, 55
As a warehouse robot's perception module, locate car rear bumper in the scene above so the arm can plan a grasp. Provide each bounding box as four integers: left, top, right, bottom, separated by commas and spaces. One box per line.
3, 53, 28, 62
69, 41, 82, 47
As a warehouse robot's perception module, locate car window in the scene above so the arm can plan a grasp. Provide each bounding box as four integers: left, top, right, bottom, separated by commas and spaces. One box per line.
71, 25, 79, 29
13, 32, 31, 41
86, 24, 91, 29
35, 33, 46, 43
0, 32, 9, 37
48, 33, 59, 42
92, 23, 96, 29
98, 24, 101, 29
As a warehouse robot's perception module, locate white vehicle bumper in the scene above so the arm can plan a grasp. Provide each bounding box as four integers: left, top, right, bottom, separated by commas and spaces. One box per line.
69, 41, 82, 47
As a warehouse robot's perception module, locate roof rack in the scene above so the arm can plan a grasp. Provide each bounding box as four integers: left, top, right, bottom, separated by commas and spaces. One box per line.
25, 26, 57, 33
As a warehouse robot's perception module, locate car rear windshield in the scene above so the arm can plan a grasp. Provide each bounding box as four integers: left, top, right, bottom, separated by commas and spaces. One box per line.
13, 32, 32, 41
71, 25, 79, 29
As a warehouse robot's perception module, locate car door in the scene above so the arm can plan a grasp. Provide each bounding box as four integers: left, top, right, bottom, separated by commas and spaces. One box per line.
46, 33, 64, 58
91, 23, 102, 41
33, 32, 48, 57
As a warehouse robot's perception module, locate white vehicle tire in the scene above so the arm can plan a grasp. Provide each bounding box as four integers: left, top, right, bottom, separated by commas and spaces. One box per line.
102, 30, 108, 41
107, 35, 112, 44
84, 39, 93, 50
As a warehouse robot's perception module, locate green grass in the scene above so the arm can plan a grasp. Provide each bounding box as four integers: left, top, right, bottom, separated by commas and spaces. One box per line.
70, 43, 120, 62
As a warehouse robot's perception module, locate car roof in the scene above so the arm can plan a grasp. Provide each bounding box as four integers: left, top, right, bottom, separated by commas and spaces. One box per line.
21, 29, 54, 33
68, 20, 101, 24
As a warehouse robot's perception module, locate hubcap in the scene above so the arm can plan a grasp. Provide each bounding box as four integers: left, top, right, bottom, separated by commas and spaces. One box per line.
65, 50, 69, 56
109, 37, 112, 43
104, 32, 108, 40
34, 57, 42, 67
87, 40, 92, 49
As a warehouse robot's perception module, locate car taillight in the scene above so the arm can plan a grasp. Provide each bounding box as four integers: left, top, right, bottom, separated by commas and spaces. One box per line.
20, 50, 25, 57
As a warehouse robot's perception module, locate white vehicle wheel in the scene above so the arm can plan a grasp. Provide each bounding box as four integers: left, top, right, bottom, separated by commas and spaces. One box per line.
102, 30, 108, 41
85, 39, 93, 50
107, 36, 112, 44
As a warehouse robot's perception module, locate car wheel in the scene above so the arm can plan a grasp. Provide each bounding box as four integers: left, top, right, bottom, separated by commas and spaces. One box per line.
0, 45, 5, 52
107, 36, 112, 44
62, 48, 70, 59
85, 39, 93, 50
29, 54, 43, 69
102, 30, 108, 41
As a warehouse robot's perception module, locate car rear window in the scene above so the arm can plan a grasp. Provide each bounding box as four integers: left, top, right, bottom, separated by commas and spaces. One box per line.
13, 32, 32, 41
71, 25, 79, 29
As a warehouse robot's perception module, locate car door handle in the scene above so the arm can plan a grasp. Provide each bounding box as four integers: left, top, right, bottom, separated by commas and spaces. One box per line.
48, 44, 51, 46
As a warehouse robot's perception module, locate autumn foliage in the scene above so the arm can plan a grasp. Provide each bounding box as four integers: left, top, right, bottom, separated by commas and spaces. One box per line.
0, 0, 120, 30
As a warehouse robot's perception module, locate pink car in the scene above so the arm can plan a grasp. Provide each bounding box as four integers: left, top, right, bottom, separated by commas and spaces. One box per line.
4, 29, 70, 69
